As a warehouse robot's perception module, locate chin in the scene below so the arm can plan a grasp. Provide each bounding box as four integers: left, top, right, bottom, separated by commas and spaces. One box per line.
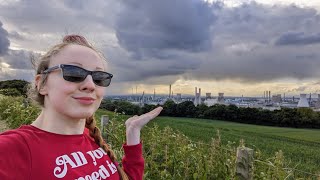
70, 111, 94, 120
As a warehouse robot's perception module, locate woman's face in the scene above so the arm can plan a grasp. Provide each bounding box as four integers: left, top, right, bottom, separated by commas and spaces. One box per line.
40, 44, 107, 120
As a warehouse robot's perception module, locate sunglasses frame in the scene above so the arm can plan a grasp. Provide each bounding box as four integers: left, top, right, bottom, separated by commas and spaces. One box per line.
42, 64, 113, 87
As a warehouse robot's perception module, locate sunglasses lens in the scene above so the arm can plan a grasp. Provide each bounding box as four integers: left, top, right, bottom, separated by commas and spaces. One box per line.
59, 65, 112, 87
92, 72, 112, 87
62, 65, 87, 82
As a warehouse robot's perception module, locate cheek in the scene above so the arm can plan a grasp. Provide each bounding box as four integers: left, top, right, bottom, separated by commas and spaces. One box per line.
96, 87, 106, 98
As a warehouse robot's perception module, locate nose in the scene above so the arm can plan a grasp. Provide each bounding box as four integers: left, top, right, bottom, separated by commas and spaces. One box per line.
80, 75, 95, 92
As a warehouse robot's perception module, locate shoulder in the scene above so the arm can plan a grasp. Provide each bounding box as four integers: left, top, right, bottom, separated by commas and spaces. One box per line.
0, 125, 33, 152
0, 126, 32, 179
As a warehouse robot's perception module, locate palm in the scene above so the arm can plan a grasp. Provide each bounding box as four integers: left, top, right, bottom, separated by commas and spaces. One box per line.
125, 107, 163, 131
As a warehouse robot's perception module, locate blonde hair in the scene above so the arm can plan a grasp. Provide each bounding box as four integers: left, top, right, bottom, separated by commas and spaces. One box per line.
28, 35, 129, 180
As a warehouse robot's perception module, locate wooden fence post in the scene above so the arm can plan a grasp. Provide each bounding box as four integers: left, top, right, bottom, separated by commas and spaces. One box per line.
100, 115, 109, 141
236, 147, 254, 180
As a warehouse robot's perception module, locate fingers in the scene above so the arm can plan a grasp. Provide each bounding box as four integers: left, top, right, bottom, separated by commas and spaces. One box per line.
141, 107, 163, 119
127, 107, 163, 125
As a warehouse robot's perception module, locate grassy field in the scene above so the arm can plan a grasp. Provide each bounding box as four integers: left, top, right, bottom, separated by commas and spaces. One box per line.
145, 116, 320, 176
97, 110, 320, 177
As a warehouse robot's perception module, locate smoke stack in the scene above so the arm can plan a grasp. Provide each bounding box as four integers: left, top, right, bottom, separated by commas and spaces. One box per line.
269, 91, 271, 102
169, 84, 171, 98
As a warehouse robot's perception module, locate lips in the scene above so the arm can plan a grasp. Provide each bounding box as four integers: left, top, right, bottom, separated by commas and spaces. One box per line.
73, 97, 96, 105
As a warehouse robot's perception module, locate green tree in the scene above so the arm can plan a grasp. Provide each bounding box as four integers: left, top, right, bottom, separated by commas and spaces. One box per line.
162, 99, 177, 116
0, 79, 30, 97
176, 101, 196, 117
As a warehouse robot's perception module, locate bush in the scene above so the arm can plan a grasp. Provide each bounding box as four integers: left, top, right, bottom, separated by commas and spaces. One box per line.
0, 88, 22, 96
0, 95, 39, 128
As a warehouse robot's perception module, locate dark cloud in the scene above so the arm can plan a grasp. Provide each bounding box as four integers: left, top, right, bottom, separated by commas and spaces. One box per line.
188, 44, 320, 83
2, 0, 320, 87
8, 31, 25, 41
0, 21, 10, 55
0, 68, 34, 82
2, 50, 33, 70
104, 48, 200, 84
114, 0, 216, 59
275, 32, 320, 46
0, 0, 117, 34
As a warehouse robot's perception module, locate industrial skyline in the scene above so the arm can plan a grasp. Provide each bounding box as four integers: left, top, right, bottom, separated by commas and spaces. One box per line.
1, 0, 320, 96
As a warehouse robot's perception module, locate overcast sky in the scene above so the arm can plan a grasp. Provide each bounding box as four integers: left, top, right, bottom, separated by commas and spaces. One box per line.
1, 0, 320, 97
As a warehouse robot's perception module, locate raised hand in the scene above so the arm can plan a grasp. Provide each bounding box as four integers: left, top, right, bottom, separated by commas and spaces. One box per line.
125, 107, 163, 145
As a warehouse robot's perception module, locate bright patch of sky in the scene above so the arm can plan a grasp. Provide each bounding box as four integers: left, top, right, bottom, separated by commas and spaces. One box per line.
207, 0, 320, 10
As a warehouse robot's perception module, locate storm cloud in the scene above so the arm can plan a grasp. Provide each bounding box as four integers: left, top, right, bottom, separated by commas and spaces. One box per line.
1, 0, 320, 95
114, 0, 215, 59
0, 21, 10, 55
275, 32, 320, 46
109, 1, 320, 84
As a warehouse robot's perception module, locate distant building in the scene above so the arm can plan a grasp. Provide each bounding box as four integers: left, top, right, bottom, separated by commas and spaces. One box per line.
272, 94, 281, 103
314, 94, 320, 109
204, 98, 217, 106
176, 93, 182, 101
194, 87, 201, 106
205, 93, 211, 99
297, 94, 309, 108
218, 93, 225, 104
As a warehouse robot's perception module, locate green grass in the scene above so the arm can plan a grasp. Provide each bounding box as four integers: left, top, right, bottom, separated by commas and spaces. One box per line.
147, 116, 320, 176
96, 109, 320, 177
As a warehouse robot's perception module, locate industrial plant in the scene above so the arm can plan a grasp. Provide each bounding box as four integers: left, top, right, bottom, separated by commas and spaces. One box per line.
110, 85, 320, 111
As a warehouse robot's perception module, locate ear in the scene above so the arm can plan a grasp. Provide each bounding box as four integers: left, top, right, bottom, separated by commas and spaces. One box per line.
35, 74, 48, 95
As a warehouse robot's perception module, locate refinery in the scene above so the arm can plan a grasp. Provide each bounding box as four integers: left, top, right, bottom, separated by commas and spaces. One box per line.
108, 85, 320, 111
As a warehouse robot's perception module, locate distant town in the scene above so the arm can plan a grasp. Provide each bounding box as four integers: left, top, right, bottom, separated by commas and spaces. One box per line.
107, 85, 320, 111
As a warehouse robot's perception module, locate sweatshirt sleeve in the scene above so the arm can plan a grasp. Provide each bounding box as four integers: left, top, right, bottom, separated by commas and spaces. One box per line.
122, 143, 145, 180
0, 130, 31, 180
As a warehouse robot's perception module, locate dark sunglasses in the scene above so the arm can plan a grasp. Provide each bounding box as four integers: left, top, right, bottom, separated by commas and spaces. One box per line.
42, 64, 113, 87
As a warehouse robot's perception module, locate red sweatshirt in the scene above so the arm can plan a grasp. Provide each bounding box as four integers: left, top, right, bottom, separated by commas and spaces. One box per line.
0, 125, 144, 180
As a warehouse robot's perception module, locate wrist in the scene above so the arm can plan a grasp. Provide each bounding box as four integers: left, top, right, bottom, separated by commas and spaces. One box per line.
126, 128, 141, 146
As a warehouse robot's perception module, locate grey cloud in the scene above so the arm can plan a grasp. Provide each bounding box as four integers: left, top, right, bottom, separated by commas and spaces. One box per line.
187, 43, 320, 83
0, 21, 10, 55
2, 0, 320, 86
0, 68, 34, 82
115, 0, 215, 59
104, 1, 320, 85
275, 32, 320, 46
9, 31, 25, 41
2, 50, 33, 70
0, 0, 117, 34
103, 45, 200, 84
64, 0, 85, 10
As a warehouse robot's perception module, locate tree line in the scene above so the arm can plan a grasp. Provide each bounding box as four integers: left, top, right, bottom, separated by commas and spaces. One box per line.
100, 99, 320, 129
1, 80, 319, 129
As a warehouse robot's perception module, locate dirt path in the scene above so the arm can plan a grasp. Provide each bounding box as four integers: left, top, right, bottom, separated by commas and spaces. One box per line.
0, 120, 9, 133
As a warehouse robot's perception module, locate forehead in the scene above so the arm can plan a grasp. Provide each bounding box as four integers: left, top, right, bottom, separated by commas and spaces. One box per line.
50, 44, 106, 70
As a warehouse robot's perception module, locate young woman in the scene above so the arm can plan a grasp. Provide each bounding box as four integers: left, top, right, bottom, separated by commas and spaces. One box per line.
0, 35, 162, 180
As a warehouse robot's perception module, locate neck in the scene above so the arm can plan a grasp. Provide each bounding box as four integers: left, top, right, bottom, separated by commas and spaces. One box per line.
32, 110, 86, 135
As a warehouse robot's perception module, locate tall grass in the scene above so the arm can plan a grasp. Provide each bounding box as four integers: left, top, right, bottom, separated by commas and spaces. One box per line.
98, 110, 317, 179
0, 96, 318, 179
150, 116, 320, 176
